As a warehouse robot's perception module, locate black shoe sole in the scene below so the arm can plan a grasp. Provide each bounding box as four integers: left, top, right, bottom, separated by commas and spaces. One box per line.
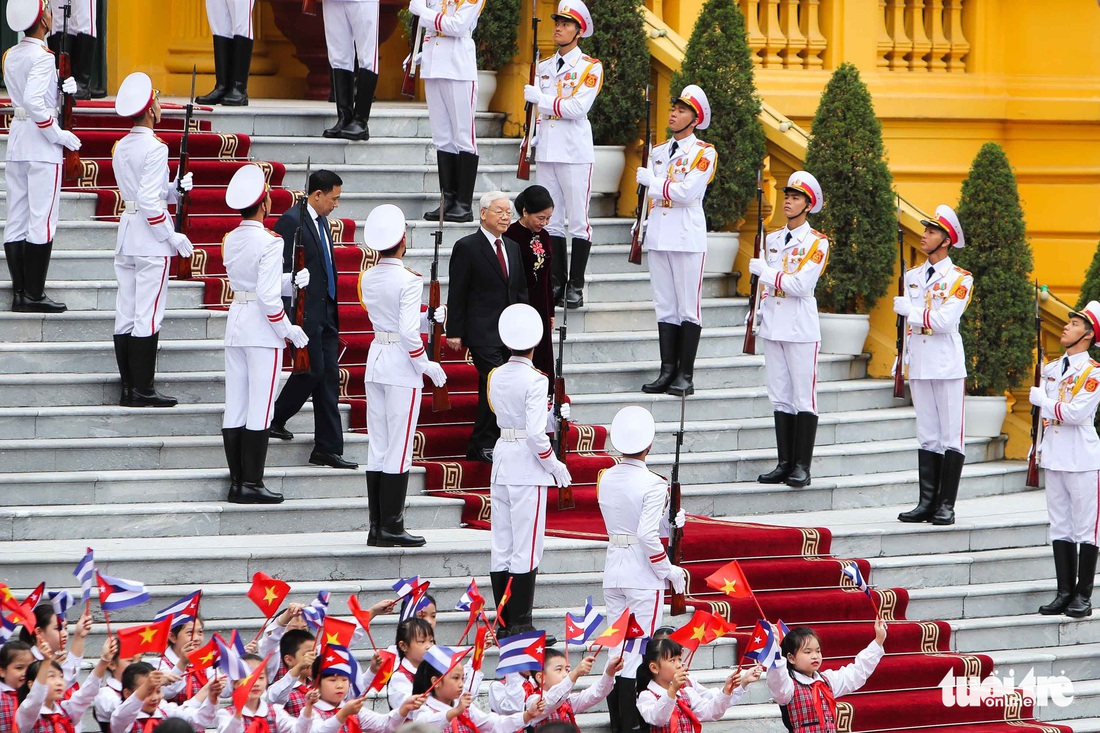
269, 427, 293, 441
1066, 608, 1093, 618
757, 475, 790, 484
227, 496, 285, 505
897, 515, 932, 523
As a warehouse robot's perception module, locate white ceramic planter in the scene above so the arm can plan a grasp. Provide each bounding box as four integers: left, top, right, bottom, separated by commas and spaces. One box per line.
818, 313, 871, 356
964, 394, 1008, 438
476, 70, 497, 112
592, 145, 627, 194
704, 232, 739, 274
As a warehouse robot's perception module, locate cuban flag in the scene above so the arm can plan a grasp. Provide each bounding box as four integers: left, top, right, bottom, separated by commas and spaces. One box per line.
215, 631, 251, 681
455, 579, 483, 613
302, 591, 331, 632
392, 577, 421, 599
73, 548, 95, 604
0, 614, 17, 643
841, 563, 872, 597
423, 645, 471, 676
623, 636, 649, 657
399, 584, 431, 623
741, 619, 780, 669
320, 644, 364, 697
565, 596, 604, 647
495, 630, 545, 676
153, 591, 202, 626
47, 590, 74, 622
95, 572, 150, 611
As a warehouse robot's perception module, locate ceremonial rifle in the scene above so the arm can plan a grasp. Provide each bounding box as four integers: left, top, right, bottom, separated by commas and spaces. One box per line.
428, 194, 451, 411
554, 300, 573, 509
57, 4, 81, 184
290, 160, 312, 374
175, 68, 198, 280
1026, 281, 1043, 488
401, 14, 427, 97
741, 169, 764, 355
893, 195, 906, 399
516, 0, 540, 181
668, 392, 687, 615
302, 0, 318, 14
627, 86, 652, 266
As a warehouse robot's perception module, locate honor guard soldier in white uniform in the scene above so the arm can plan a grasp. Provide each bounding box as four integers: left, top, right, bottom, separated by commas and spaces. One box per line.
358, 204, 448, 548
894, 205, 972, 526
49, 0, 103, 99
112, 72, 196, 408
197, 0, 255, 106
524, 0, 602, 309
1030, 301, 1100, 618
221, 164, 310, 505
3, 0, 81, 314
750, 171, 829, 489
322, 0, 381, 141
488, 303, 572, 636
637, 85, 716, 398
409, 0, 485, 223
598, 406, 686, 733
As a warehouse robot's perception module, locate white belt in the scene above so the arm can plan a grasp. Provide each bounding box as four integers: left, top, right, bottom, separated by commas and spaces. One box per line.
122, 200, 167, 214
233, 291, 257, 303
12, 108, 27, 121
500, 428, 527, 442
608, 534, 638, 547
655, 199, 702, 209
374, 331, 400, 344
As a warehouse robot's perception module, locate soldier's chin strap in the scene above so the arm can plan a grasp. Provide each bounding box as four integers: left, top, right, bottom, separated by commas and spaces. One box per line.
1068, 328, 1092, 351
930, 229, 952, 254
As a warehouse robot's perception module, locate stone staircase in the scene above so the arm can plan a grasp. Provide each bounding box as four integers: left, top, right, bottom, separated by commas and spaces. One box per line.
0, 99, 1092, 732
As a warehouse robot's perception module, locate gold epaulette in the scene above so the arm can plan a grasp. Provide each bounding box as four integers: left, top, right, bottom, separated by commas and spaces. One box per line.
581, 55, 600, 63
405, 266, 422, 277
954, 266, 972, 276
811, 228, 827, 238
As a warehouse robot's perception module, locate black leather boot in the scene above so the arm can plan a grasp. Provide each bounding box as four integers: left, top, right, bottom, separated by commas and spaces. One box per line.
758, 411, 796, 483
641, 322, 680, 394
196, 36, 233, 105
1067, 543, 1098, 618
489, 570, 510, 633
232, 429, 284, 504
666, 322, 701, 396
931, 449, 964, 525
898, 449, 943, 523
785, 411, 819, 488
323, 69, 355, 139
565, 238, 591, 308
47, 32, 63, 54
72, 33, 96, 100
606, 676, 622, 733
445, 152, 479, 223
378, 472, 426, 547
337, 70, 376, 142
1039, 540, 1078, 615
550, 236, 567, 306
19, 242, 66, 313
113, 334, 132, 406
424, 151, 458, 220
617, 677, 643, 733
366, 470, 382, 546
221, 35, 252, 106
222, 427, 245, 502
5, 240, 25, 310
125, 333, 177, 407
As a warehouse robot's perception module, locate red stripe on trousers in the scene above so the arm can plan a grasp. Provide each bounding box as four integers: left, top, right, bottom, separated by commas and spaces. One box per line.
811, 343, 819, 413
399, 387, 417, 472
695, 254, 705, 322
150, 257, 169, 333
468, 82, 478, 155
959, 379, 966, 449
529, 487, 543, 570
46, 164, 59, 241
263, 348, 279, 428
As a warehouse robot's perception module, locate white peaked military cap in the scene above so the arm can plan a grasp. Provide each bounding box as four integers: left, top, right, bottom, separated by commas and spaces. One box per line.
784, 171, 823, 214
499, 303, 543, 352
920, 204, 965, 249
552, 0, 593, 38
6, 0, 46, 33
115, 72, 156, 118
1070, 301, 1100, 336
225, 164, 269, 210
674, 85, 711, 131
610, 405, 656, 455
364, 204, 407, 251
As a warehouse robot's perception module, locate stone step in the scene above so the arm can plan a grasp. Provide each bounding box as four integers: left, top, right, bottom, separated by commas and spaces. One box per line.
952, 612, 1100, 658
0, 191, 98, 221
282, 162, 534, 196
907, 579, 1055, 622
0, 369, 227, 408
557, 297, 747, 334
200, 103, 506, 139
0, 277, 206, 310
248, 135, 522, 166
986, 642, 1100, 683
869, 543, 1049, 591
0, 308, 226, 343
403, 219, 635, 251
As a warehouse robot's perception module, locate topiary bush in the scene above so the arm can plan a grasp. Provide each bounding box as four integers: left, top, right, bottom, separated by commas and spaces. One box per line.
474, 0, 520, 71
586, 0, 649, 147
804, 62, 896, 314
670, 0, 764, 230
953, 142, 1035, 396
1076, 242, 1100, 310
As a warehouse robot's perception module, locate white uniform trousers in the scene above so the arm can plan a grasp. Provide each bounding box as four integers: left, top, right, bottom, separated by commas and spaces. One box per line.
223, 346, 283, 430
603, 586, 664, 678
489, 483, 547, 574
4, 161, 62, 245
425, 79, 477, 155
52, 0, 97, 35
649, 250, 706, 326
1046, 469, 1100, 546
365, 381, 421, 474
909, 378, 966, 455
113, 255, 170, 338
205, 0, 256, 38
762, 338, 819, 415
324, 1, 380, 72
538, 162, 592, 241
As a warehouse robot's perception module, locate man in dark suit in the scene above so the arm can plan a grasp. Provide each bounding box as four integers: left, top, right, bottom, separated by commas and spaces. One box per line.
268, 169, 357, 470
446, 191, 529, 463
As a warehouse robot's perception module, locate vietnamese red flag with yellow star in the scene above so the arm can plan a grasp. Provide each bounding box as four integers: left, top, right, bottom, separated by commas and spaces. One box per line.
320, 616, 357, 651
186, 637, 221, 670
0, 582, 42, 631
117, 617, 172, 658
367, 649, 396, 692
247, 572, 291, 618
590, 608, 631, 650
669, 610, 711, 653
704, 560, 754, 599
471, 623, 489, 673
232, 652, 273, 712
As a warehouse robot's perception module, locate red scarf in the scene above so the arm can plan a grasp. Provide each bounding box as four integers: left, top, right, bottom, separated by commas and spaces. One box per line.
672, 692, 701, 733
449, 712, 478, 733
42, 712, 75, 733
810, 680, 837, 730
243, 708, 277, 733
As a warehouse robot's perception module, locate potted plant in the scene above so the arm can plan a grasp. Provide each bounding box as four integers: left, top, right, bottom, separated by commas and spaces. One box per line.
473, 0, 520, 111
671, 0, 765, 273
586, 0, 648, 193
804, 62, 897, 355
954, 142, 1036, 437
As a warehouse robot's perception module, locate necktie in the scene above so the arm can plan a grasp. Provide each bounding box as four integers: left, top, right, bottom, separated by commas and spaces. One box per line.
669, 140, 679, 158
495, 239, 508, 277
926, 266, 935, 282
1063, 356, 1070, 375
784, 231, 792, 245
316, 215, 337, 300
556, 56, 564, 72
810, 680, 837, 730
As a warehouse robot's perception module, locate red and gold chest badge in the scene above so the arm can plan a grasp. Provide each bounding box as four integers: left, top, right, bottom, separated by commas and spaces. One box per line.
811, 250, 824, 264
697, 157, 710, 172
1086, 378, 1099, 393
584, 74, 597, 87
955, 285, 968, 299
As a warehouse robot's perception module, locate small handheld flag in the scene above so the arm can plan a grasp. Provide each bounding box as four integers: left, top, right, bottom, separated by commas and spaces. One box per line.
704, 560, 753, 599
347, 595, 380, 651
398, 586, 432, 623
186, 638, 221, 670
246, 573, 291, 619
153, 590, 202, 627
320, 616, 358, 650
740, 619, 781, 669
0, 614, 17, 643
47, 590, 74, 623
495, 630, 545, 676
590, 608, 631, 650
367, 649, 396, 692
73, 549, 95, 605
422, 646, 473, 695
232, 652, 273, 712
392, 576, 422, 599
319, 645, 363, 697
840, 563, 871, 596
456, 578, 485, 643
565, 596, 604, 647
95, 573, 150, 611
214, 631, 251, 681
302, 591, 331, 632
117, 618, 172, 659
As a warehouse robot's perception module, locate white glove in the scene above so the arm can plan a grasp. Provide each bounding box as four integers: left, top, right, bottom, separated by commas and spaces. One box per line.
58, 130, 81, 151
433, 304, 447, 323
424, 361, 448, 388
748, 257, 767, 277
62, 77, 77, 95
523, 85, 541, 105
890, 356, 899, 379
550, 461, 572, 488
636, 167, 655, 188
294, 268, 310, 289
668, 565, 687, 595
892, 296, 911, 317
287, 325, 309, 349
176, 171, 194, 193
169, 232, 194, 258
674, 508, 686, 528
1029, 386, 1047, 408
409, 0, 430, 18
559, 402, 571, 421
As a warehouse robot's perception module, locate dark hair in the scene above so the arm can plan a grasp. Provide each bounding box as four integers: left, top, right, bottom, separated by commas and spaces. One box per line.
379, 242, 403, 258
18, 606, 58, 644
652, 626, 676, 640
242, 653, 264, 664
169, 616, 203, 638
395, 618, 434, 658
411, 659, 442, 696
636, 638, 683, 695
514, 185, 554, 217
0, 640, 32, 668
280, 629, 315, 666
152, 720, 196, 733
308, 170, 343, 196
399, 593, 437, 622
18, 659, 63, 702
122, 661, 156, 694
780, 626, 819, 661
534, 647, 567, 688
239, 200, 264, 219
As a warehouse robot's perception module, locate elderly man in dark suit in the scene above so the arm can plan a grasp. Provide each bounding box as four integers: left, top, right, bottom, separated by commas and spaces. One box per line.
446, 191, 530, 463
268, 169, 357, 470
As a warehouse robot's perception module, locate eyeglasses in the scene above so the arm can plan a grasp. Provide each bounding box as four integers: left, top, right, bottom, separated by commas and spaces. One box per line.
486, 208, 512, 217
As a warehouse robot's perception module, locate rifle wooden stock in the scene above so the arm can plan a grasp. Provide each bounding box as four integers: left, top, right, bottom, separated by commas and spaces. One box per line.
1026, 283, 1042, 488
302, 0, 318, 14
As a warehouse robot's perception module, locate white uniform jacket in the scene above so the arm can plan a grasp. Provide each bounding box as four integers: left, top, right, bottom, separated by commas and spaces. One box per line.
113, 127, 181, 256
902, 257, 972, 380
637, 679, 740, 726
307, 700, 404, 733
216, 702, 311, 733
766, 640, 883, 704
1039, 350, 1100, 472
223, 220, 294, 347
3, 37, 66, 164
420, 0, 484, 81
360, 258, 432, 388
643, 134, 716, 254
412, 695, 526, 733
598, 457, 673, 590
757, 221, 829, 343
488, 356, 560, 486
532, 46, 603, 165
